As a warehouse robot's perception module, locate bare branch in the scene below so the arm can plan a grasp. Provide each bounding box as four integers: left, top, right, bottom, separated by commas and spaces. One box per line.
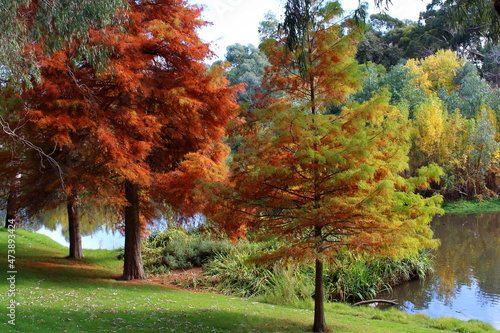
0, 115, 65, 189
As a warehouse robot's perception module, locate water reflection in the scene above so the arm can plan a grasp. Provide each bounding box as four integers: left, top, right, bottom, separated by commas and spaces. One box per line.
378, 213, 500, 329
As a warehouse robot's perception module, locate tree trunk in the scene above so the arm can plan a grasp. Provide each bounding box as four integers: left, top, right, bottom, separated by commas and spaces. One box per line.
120, 180, 145, 280
5, 191, 18, 228
313, 257, 328, 333
67, 195, 83, 259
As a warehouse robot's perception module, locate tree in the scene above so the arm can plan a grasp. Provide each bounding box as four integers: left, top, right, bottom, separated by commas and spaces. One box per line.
367, 1, 496, 67
356, 30, 403, 69
0, 88, 27, 229
0, 0, 127, 86
374, 0, 500, 43
106, 0, 238, 280
10, 0, 239, 274
399, 50, 500, 198
215, 43, 269, 105
413, 98, 471, 165
2, 0, 239, 270
482, 45, 500, 86
259, 11, 280, 43
369, 13, 405, 32
441, 62, 499, 119
17, 46, 123, 258
406, 49, 465, 95
204, 2, 443, 332
0, 2, 129, 227
444, 0, 500, 42
467, 107, 500, 195
0, 0, 127, 243
349, 62, 428, 119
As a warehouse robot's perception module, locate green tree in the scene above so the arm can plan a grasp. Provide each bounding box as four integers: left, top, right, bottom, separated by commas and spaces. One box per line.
467, 107, 500, 195
349, 62, 387, 105
0, 88, 27, 229
374, 0, 500, 44
205, 2, 442, 332
369, 1, 492, 65
443, 0, 500, 42
258, 11, 280, 43
441, 62, 498, 119
482, 45, 500, 86
356, 30, 403, 68
349, 62, 428, 119
0, 0, 126, 86
216, 43, 269, 105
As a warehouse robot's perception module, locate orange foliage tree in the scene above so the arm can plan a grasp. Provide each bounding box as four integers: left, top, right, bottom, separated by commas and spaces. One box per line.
17, 46, 124, 259
0, 0, 126, 239
15, 0, 239, 275
204, 1, 443, 332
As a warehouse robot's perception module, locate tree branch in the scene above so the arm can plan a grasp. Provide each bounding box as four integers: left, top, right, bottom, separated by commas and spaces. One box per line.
0, 116, 65, 189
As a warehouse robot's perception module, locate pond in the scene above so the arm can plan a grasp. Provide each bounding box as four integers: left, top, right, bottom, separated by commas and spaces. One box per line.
377, 213, 500, 329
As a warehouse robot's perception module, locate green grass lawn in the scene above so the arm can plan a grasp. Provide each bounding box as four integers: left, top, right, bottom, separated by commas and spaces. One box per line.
442, 198, 500, 214
0, 228, 497, 332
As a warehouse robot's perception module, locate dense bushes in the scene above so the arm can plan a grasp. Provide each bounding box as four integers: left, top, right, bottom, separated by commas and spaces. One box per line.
141, 229, 433, 304
141, 228, 232, 275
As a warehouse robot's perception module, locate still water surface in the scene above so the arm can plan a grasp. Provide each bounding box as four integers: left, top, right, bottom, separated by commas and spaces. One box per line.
378, 213, 500, 329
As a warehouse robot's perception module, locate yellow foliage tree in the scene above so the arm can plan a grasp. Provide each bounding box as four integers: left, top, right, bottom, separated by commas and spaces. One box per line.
406, 49, 465, 95
413, 96, 471, 170
445, 109, 473, 170
414, 96, 447, 165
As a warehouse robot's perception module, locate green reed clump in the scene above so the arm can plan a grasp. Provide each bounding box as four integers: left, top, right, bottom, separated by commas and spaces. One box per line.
203, 240, 313, 305
325, 250, 433, 302
202, 243, 433, 305
202, 242, 276, 297
256, 263, 315, 308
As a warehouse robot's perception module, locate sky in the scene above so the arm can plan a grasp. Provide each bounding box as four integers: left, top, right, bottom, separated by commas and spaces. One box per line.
187, 0, 431, 61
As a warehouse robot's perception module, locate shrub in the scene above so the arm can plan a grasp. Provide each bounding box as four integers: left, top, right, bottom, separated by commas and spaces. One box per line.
142, 228, 232, 275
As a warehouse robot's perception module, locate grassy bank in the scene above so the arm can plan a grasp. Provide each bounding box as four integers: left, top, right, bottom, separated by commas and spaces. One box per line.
442, 198, 500, 214
0, 229, 497, 332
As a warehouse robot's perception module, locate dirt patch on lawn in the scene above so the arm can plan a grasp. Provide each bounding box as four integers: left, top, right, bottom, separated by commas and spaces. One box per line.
148, 267, 210, 292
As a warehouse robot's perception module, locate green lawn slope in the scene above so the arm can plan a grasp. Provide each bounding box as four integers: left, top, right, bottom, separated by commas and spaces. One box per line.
0, 228, 497, 332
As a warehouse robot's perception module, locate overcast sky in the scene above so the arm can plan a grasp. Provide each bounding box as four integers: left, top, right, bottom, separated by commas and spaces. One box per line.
188, 0, 431, 61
